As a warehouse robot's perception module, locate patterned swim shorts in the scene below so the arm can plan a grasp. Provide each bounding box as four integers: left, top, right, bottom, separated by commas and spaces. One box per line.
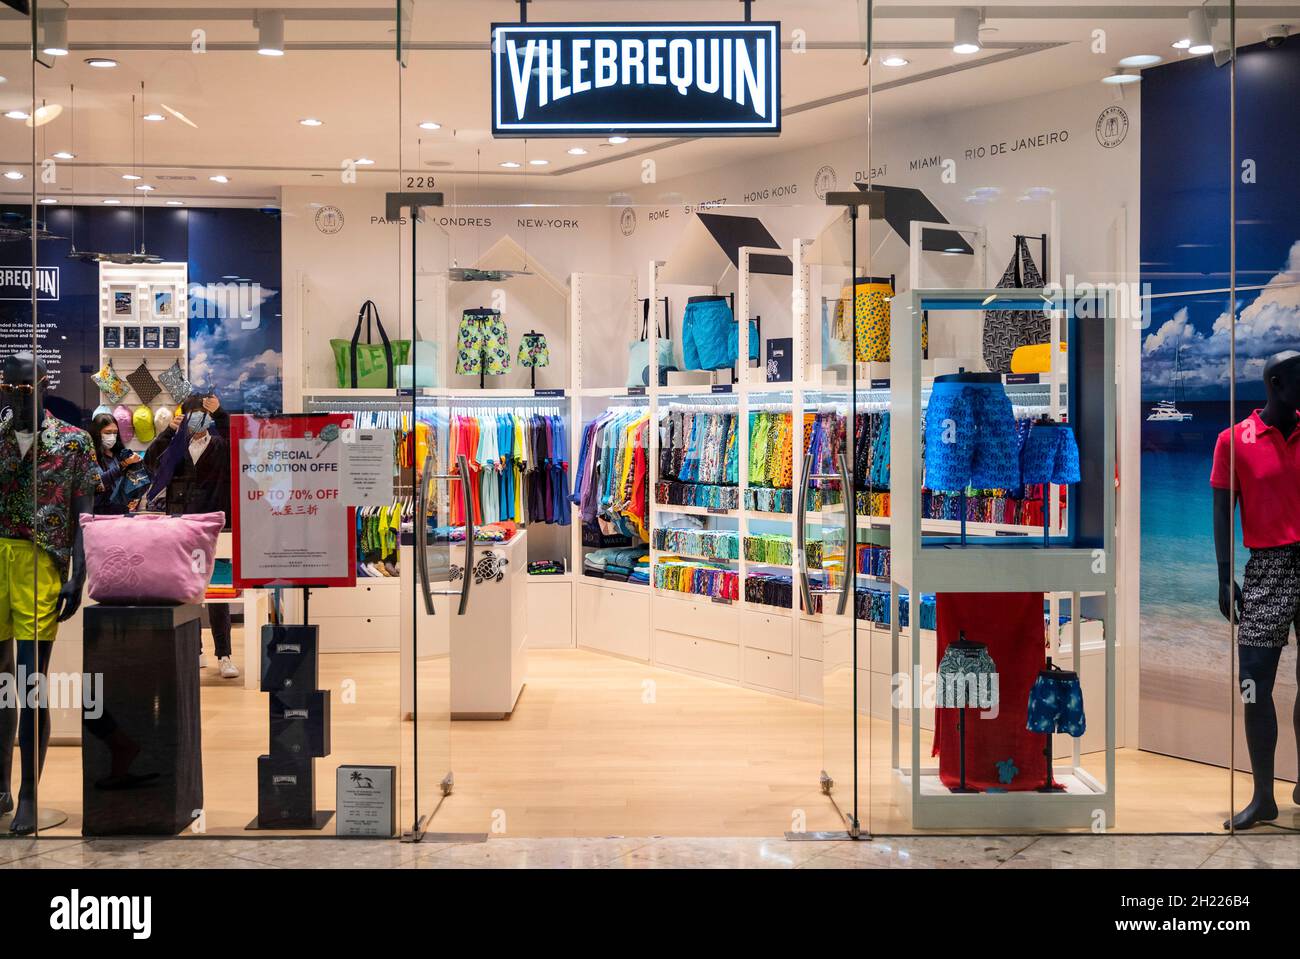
456, 310, 511, 376
1020, 422, 1082, 486
516, 331, 550, 369
1238, 544, 1300, 648
924, 376, 1020, 492
1026, 669, 1086, 737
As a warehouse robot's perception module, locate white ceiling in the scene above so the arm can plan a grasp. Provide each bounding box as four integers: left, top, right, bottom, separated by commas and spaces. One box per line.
0, 1, 1294, 206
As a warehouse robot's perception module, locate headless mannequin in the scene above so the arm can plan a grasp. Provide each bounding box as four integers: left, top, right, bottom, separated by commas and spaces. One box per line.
1214, 350, 1300, 829
0, 353, 91, 834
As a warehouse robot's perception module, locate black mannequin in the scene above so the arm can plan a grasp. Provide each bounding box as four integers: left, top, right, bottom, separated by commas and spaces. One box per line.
0, 352, 93, 834
1213, 350, 1300, 829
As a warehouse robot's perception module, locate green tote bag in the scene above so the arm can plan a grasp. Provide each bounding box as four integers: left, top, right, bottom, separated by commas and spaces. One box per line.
330, 300, 412, 389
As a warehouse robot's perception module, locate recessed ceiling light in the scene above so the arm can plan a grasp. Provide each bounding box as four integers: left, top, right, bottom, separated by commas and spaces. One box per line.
354, 157, 375, 166
136, 184, 155, 191
499, 161, 522, 169
103, 199, 121, 205
3, 170, 24, 180
1119, 54, 1162, 67
51, 151, 74, 160
142, 113, 165, 122
0, 76, 6, 84
166, 200, 184, 206
529, 159, 549, 166
1172, 38, 1192, 49
210, 175, 230, 183
567, 147, 588, 156
1102, 69, 1142, 85
299, 117, 323, 127
608, 136, 629, 144
28, 105, 61, 128
39, 197, 57, 204
122, 174, 141, 181
881, 55, 909, 67
4, 110, 28, 121
85, 58, 118, 68
418, 121, 441, 130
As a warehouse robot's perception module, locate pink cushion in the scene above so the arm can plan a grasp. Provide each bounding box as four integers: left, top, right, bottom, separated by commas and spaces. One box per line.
80, 512, 225, 605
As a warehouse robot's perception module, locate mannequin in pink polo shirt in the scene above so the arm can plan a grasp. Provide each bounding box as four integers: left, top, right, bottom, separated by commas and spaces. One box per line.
1212, 350, 1300, 829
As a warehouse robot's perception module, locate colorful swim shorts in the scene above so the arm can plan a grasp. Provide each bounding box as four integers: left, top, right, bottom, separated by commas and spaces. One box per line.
516, 331, 550, 369
1026, 670, 1086, 737
1020, 421, 1081, 486
923, 375, 1020, 492
833, 279, 927, 362
935, 642, 999, 709
455, 310, 511, 376
681, 296, 760, 371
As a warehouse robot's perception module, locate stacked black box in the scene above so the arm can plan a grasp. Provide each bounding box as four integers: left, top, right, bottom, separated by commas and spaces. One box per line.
256, 625, 331, 827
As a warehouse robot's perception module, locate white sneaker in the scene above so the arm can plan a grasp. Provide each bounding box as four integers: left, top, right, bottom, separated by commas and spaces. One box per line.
218, 656, 240, 679
199, 653, 209, 668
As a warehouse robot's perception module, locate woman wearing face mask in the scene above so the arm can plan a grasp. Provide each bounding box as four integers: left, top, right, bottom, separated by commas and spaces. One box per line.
88, 412, 147, 515
144, 393, 237, 678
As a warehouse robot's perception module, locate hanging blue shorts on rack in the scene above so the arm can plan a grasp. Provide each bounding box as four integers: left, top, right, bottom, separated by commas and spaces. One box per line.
923, 375, 1020, 492
681, 296, 760, 371
1026, 669, 1086, 737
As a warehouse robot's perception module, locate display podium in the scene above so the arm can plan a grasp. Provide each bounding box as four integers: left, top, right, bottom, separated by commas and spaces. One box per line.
82, 605, 204, 836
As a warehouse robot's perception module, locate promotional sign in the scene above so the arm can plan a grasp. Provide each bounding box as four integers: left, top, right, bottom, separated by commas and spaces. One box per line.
339, 427, 396, 508
491, 21, 781, 137
0, 265, 59, 301
230, 413, 356, 589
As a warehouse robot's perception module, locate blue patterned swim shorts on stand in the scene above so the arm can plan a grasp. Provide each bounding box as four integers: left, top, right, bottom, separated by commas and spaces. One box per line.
923, 375, 1020, 492
1026, 669, 1086, 737
1021, 421, 1082, 486
681, 296, 760, 371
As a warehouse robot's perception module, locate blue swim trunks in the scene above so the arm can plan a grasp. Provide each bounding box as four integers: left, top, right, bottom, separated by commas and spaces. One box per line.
1026, 670, 1086, 737
681, 296, 760, 371
923, 376, 1020, 492
1020, 422, 1081, 486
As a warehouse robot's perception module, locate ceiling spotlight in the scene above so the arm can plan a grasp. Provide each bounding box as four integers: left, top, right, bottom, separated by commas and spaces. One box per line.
39, 197, 57, 204
1188, 8, 1214, 55
4, 111, 28, 121
27, 105, 61, 128
122, 174, 141, 181
608, 135, 629, 144
529, 159, 549, 166
51, 151, 74, 160
881, 55, 910, 67
1119, 54, 1163, 67
953, 8, 982, 55
166, 200, 184, 206
567, 147, 588, 156
3, 170, 24, 180
1172, 38, 1192, 50
418, 121, 441, 130
85, 57, 118, 69
136, 184, 155, 191
299, 118, 323, 126
1102, 69, 1142, 85
210, 175, 230, 183
41, 9, 69, 57
354, 157, 375, 166
499, 161, 522, 168
258, 11, 285, 56
142, 113, 165, 122
103, 199, 121, 205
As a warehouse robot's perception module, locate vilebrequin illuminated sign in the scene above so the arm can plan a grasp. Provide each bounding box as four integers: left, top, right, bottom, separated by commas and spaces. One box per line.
492, 22, 781, 137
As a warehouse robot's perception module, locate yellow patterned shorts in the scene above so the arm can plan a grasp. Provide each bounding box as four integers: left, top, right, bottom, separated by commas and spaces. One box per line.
834, 281, 927, 362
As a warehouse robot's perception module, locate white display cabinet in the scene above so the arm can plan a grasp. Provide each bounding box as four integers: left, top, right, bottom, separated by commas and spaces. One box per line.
888, 286, 1117, 829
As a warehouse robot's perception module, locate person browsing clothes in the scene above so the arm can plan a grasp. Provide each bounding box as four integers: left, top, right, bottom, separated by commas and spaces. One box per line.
88, 412, 149, 515
144, 393, 237, 679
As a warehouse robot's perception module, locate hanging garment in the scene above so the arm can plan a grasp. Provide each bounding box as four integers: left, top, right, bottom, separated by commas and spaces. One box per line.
933, 592, 1047, 792
981, 237, 1048, 374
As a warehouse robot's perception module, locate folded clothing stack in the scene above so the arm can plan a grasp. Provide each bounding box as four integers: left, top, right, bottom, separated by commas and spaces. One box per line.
652, 527, 739, 560
856, 544, 890, 579
653, 557, 739, 600
527, 560, 565, 576
743, 533, 793, 566
435, 520, 519, 543
743, 488, 793, 513
744, 572, 793, 608
583, 546, 649, 582
654, 481, 738, 511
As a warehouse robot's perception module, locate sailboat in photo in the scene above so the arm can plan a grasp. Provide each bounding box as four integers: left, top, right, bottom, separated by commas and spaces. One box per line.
1147, 343, 1193, 422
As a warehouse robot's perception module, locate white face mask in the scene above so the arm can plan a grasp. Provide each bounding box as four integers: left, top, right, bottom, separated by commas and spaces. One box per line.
101, 434, 117, 450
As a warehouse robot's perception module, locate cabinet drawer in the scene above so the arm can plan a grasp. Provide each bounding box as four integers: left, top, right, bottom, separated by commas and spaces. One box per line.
527, 580, 573, 648
306, 583, 397, 618
798, 658, 822, 702
798, 618, 822, 661
744, 648, 794, 693
655, 594, 739, 645
742, 610, 793, 655
655, 629, 740, 681
577, 583, 650, 661
317, 614, 398, 651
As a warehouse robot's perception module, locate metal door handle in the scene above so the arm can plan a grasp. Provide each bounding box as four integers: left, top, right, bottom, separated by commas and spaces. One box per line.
796, 451, 814, 616
457, 453, 473, 616
836, 452, 853, 617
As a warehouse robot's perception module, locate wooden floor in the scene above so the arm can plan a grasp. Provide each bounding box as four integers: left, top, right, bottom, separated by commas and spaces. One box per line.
23, 634, 1295, 838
